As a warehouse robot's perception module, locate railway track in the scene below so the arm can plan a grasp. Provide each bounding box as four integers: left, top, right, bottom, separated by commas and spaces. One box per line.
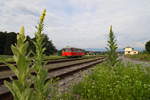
0, 56, 97, 71
0, 56, 105, 100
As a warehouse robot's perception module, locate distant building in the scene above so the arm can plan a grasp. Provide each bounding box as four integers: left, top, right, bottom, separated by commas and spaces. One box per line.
124, 47, 139, 55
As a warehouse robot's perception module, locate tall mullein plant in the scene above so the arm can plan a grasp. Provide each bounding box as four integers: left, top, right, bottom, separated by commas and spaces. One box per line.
33, 9, 51, 100
106, 26, 118, 66
4, 27, 33, 100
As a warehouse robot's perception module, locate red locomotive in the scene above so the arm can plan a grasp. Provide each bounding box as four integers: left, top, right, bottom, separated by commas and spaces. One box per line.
62, 47, 85, 57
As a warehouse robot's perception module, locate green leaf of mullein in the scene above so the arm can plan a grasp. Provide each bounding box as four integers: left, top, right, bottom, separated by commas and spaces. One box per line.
4, 81, 17, 98
4, 26, 33, 100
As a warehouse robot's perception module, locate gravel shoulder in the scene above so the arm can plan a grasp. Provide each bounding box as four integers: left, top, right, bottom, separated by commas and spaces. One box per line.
120, 56, 150, 67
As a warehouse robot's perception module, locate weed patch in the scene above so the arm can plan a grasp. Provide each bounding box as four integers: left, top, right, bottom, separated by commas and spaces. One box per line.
66, 63, 150, 100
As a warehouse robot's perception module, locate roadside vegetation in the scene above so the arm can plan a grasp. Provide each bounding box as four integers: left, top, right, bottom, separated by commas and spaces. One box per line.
62, 62, 150, 100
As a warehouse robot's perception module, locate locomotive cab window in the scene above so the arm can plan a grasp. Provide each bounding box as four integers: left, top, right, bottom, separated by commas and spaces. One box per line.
71, 48, 74, 52
78, 49, 80, 52
65, 48, 70, 52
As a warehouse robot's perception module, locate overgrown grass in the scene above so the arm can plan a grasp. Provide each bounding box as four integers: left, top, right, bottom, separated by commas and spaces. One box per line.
126, 53, 150, 61
62, 63, 150, 100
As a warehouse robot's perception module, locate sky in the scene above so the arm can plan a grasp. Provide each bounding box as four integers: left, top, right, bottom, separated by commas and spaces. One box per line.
0, 0, 150, 50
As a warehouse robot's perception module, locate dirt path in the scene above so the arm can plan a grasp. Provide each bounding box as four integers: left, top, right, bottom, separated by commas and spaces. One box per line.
120, 56, 150, 67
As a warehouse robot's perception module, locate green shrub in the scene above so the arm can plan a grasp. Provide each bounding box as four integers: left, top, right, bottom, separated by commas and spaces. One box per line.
71, 63, 150, 100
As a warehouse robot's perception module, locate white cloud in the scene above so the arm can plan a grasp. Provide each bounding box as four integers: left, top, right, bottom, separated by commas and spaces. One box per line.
0, 0, 150, 49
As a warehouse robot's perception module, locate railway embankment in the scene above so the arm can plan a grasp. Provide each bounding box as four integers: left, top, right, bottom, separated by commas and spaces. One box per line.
0, 56, 106, 100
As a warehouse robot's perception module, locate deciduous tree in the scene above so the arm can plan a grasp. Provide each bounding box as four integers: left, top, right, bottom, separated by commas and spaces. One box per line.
145, 41, 150, 53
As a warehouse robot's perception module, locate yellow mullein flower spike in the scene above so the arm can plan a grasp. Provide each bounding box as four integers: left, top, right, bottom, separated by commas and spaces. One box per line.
40, 9, 46, 22
19, 26, 26, 41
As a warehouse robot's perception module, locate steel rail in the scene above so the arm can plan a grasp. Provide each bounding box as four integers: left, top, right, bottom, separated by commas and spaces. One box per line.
0, 56, 98, 71
0, 57, 104, 85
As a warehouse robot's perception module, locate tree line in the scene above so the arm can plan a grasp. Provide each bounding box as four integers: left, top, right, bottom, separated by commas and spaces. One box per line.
0, 31, 57, 55
145, 41, 150, 53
